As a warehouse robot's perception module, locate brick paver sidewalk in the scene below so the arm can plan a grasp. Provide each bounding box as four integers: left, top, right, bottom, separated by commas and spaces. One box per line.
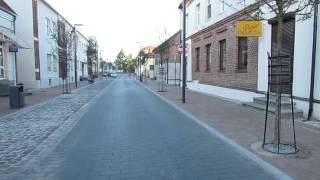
0, 81, 91, 117
0, 80, 111, 175
143, 79, 320, 180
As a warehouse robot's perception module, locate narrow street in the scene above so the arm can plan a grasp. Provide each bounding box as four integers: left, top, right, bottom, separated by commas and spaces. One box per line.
7, 75, 279, 180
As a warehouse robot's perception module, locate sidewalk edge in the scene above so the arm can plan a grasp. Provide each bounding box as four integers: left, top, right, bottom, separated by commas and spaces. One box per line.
136, 80, 293, 180
3, 80, 114, 178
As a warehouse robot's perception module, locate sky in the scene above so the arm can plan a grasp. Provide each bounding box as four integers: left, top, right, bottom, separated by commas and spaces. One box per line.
45, 0, 182, 62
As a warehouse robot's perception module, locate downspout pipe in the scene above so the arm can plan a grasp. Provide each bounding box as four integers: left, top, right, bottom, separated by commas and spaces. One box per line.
308, 4, 318, 120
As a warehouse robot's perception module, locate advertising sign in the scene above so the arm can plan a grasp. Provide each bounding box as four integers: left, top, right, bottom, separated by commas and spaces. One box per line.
236, 21, 262, 37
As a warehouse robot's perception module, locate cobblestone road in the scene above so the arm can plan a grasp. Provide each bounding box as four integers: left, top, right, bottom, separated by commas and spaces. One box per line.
1, 75, 289, 180
0, 80, 111, 175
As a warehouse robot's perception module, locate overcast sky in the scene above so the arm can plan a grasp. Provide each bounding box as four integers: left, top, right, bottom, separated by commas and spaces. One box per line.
45, 0, 182, 62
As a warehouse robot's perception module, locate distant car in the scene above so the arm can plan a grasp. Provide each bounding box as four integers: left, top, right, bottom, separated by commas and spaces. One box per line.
110, 73, 117, 78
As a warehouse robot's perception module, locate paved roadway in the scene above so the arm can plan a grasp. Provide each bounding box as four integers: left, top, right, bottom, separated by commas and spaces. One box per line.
9, 75, 278, 180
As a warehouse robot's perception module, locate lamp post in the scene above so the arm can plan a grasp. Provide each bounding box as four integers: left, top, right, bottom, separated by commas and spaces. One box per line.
136, 42, 143, 82
73, 24, 83, 88
179, 0, 187, 103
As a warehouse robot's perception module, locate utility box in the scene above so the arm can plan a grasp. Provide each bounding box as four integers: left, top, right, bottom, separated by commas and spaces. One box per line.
9, 85, 24, 109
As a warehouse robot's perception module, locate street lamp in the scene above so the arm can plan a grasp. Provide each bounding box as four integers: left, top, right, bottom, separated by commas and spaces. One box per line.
73, 24, 83, 88
179, 0, 187, 104
136, 42, 143, 82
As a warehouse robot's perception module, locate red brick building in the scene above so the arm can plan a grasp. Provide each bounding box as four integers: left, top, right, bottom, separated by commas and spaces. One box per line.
190, 10, 259, 91
154, 31, 181, 85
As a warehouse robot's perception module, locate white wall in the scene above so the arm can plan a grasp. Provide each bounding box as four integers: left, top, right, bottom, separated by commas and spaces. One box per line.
186, 0, 255, 38
312, 7, 320, 119
76, 32, 88, 79
5, 0, 36, 88
188, 81, 263, 102
38, 0, 60, 88
257, 21, 271, 92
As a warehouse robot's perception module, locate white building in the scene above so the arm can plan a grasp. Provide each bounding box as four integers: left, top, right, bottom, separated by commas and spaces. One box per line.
184, 0, 320, 120
76, 32, 89, 80
5, 0, 89, 89
0, 0, 30, 95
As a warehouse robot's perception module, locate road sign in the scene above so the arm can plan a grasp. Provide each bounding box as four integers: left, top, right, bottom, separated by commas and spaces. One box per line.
177, 44, 188, 54
9, 47, 18, 52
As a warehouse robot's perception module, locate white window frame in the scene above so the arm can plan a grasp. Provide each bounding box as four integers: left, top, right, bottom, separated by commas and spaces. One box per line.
207, 0, 212, 20
196, 3, 200, 30
47, 54, 52, 72
186, 13, 189, 33
53, 55, 58, 72
46, 18, 51, 37
220, 0, 225, 13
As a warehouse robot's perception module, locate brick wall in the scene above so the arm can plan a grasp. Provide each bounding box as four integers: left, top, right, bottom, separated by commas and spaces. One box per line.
155, 31, 181, 65
191, 15, 258, 91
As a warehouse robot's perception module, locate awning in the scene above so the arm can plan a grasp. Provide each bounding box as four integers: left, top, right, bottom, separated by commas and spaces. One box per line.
0, 27, 31, 49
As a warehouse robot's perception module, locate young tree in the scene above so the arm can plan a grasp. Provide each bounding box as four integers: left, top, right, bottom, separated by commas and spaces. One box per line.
48, 18, 73, 93
87, 39, 98, 80
127, 53, 136, 73
115, 49, 128, 72
226, 0, 319, 144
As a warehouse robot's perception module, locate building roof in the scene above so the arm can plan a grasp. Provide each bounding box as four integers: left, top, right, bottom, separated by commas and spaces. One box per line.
0, 0, 16, 15
40, 0, 88, 41
139, 46, 155, 54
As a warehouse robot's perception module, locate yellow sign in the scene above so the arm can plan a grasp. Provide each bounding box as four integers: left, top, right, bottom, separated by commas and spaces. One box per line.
236, 21, 262, 37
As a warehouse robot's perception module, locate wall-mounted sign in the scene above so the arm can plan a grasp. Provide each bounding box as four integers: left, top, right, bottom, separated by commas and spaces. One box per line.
236, 21, 262, 37
9, 47, 18, 52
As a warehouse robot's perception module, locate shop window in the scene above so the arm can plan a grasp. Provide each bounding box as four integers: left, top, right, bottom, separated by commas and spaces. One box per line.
219, 39, 226, 71
238, 37, 248, 71
206, 44, 211, 71
195, 47, 200, 72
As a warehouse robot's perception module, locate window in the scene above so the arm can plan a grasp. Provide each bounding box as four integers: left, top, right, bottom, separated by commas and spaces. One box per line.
0, 46, 3, 78
206, 44, 211, 71
186, 14, 189, 33
220, 0, 225, 12
53, 55, 58, 72
195, 47, 200, 71
47, 54, 52, 72
219, 40, 226, 71
46, 18, 51, 36
238, 37, 248, 71
196, 3, 200, 29
207, 0, 212, 20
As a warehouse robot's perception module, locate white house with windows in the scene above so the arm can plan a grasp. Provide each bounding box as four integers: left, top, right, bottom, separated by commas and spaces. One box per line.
38, 0, 59, 88
184, 0, 320, 120
5, 0, 89, 89
76, 32, 89, 81
0, 0, 30, 95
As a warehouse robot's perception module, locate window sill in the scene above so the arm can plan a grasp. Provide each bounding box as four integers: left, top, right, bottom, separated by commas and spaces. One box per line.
236, 69, 247, 73
218, 69, 226, 73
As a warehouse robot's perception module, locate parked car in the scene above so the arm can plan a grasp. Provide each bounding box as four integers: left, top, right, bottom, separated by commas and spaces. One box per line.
110, 73, 117, 78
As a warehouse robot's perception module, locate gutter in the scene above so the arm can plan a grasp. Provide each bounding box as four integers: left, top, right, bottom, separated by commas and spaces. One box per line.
308, 4, 318, 120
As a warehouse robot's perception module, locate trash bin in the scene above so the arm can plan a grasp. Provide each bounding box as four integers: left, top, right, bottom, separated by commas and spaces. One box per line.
9, 85, 24, 109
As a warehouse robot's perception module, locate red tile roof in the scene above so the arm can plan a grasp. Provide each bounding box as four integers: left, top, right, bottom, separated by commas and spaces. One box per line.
0, 0, 16, 15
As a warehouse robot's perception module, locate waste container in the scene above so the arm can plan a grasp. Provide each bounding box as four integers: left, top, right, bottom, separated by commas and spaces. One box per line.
9, 85, 24, 109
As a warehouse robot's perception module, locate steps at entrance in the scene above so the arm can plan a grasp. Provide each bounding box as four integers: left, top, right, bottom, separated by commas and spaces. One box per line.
243, 95, 304, 120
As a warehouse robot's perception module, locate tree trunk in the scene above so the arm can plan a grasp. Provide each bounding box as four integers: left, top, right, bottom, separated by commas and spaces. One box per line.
274, 0, 284, 144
